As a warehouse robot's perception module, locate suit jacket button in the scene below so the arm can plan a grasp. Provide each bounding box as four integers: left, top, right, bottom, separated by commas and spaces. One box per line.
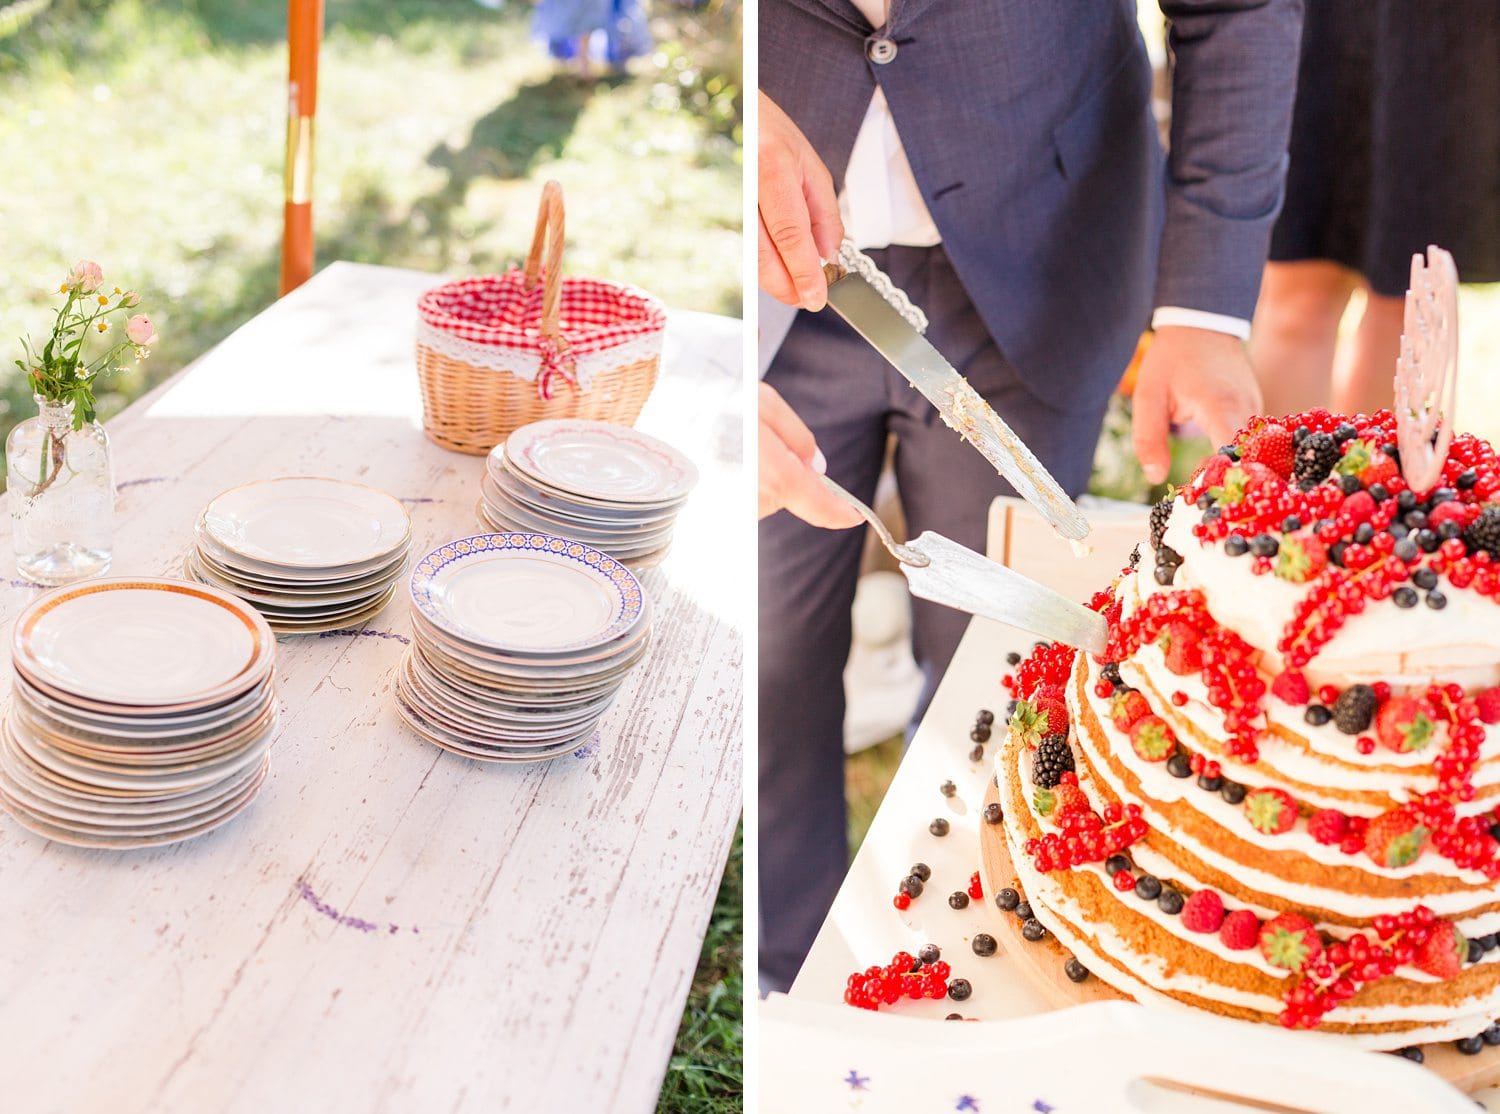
867, 36, 897, 64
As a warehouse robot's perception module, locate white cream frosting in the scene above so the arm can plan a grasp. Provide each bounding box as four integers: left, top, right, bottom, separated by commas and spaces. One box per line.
1074, 656, 1496, 902
997, 737, 1500, 1048
1160, 497, 1500, 687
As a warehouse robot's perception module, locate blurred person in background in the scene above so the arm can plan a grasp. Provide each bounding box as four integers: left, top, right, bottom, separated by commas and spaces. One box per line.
756, 0, 1302, 993
1251, 0, 1500, 418
534, 0, 653, 77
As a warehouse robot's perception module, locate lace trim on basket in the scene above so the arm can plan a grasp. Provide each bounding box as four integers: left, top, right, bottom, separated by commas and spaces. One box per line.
416, 322, 663, 394
837, 241, 929, 334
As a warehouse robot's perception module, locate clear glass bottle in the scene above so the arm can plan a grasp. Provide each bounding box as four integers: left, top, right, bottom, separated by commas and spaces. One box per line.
6, 395, 113, 585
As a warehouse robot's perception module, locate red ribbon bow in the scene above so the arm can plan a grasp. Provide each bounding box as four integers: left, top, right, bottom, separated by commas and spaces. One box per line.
536, 333, 578, 401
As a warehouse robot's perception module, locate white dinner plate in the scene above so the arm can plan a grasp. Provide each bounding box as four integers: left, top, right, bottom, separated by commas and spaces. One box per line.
405, 649, 615, 722
0, 729, 265, 819
13, 579, 275, 711
194, 528, 410, 585
264, 587, 397, 635
409, 620, 649, 681
483, 466, 682, 527
11, 716, 270, 793
184, 550, 404, 608
476, 492, 676, 545
192, 543, 409, 592
0, 762, 267, 847
407, 644, 622, 707
410, 533, 645, 653
201, 476, 411, 569
0, 724, 265, 811
11, 668, 274, 734
502, 420, 698, 505
393, 688, 596, 763
400, 656, 611, 737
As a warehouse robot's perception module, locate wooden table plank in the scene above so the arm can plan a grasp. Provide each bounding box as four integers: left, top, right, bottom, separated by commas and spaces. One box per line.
0, 263, 743, 1113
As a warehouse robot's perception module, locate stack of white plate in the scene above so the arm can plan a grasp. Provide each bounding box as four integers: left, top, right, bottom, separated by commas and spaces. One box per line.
186, 477, 412, 635
479, 419, 698, 567
396, 531, 651, 762
0, 578, 278, 849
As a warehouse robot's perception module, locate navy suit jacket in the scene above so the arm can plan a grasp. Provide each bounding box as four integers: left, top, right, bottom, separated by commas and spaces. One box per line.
761, 0, 1303, 410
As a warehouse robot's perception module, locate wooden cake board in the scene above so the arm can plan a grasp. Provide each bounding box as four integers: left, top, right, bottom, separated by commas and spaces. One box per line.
978, 782, 1500, 1095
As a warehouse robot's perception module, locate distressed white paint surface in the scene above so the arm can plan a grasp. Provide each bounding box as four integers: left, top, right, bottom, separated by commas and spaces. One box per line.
0, 263, 744, 1114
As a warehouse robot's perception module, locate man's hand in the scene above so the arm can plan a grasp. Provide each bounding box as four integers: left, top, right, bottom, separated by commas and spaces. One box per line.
1131, 326, 1263, 484
759, 90, 844, 311
759, 383, 863, 528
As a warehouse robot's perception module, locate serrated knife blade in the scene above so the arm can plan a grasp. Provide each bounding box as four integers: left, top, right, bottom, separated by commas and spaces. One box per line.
822, 261, 1091, 542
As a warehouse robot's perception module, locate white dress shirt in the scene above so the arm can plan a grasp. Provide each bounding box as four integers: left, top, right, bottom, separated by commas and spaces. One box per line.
836, 0, 1249, 340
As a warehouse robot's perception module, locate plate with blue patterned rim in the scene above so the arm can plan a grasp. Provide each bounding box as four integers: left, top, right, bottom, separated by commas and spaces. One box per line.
409, 533, 646, 653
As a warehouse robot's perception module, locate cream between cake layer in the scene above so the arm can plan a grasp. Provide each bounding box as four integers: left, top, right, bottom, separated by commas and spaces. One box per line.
1079, 655, 1492, 889
1161, 497, 1500, 688
1069, 659, 1498, 917
1043, 703, 1500, 948
1119, 565, 1500, 808
997, 739, 1500, 1048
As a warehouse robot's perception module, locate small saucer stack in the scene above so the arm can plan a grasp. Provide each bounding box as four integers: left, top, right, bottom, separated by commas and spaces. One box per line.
479, 419, 697, 568
186, 477, 412, 635
0, 578, 278, 849
396, 532, 651, 762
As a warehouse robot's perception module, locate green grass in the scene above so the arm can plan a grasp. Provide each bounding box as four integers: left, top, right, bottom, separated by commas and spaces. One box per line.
0, 0, 740, 444
658, 823, 742, 1114
0, 4, 742, 1107
846, 737, 902, 857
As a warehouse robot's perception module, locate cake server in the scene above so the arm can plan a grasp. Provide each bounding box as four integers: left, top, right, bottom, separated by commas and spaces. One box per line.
820, 243, 1091, 542
817, 475, 1107, 654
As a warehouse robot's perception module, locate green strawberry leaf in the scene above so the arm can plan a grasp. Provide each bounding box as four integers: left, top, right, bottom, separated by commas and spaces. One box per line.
1245, 792, 1290, 834
1335, 439, 1374, 477
1381, 824, 1430, 867
1032, 788, 1056, 817
1263, 927, 1314, 971
1399, 712, 1436, 753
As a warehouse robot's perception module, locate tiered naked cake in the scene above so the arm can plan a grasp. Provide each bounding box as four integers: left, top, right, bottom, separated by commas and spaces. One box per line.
997, 407, 1500, 1049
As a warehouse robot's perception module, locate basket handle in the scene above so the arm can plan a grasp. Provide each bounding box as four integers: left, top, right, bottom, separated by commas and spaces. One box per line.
523, 180, 567, 343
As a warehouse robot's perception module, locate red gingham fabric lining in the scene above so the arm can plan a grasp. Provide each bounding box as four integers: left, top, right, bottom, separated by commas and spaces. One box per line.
418, 269, 665, 355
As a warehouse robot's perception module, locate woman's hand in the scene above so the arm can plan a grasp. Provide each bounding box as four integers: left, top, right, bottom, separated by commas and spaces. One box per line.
758, 383, 863, 527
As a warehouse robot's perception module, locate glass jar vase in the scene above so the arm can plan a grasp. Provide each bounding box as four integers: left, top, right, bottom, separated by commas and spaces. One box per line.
5, 395, 113, 585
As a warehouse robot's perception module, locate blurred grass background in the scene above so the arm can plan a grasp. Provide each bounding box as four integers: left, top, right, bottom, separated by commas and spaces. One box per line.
0, 0, 740, 438
0, 3, 741, 1111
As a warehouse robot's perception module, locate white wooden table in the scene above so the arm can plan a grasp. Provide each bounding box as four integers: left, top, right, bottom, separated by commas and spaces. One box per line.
788, 497, 1500, 1108
0, 262, 744, 1114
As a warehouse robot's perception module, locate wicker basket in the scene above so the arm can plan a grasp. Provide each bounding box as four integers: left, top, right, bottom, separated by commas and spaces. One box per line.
414, 181, 667, 454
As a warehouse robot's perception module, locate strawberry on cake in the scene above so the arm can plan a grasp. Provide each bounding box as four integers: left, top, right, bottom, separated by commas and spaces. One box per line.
997, 407, 1500, 1051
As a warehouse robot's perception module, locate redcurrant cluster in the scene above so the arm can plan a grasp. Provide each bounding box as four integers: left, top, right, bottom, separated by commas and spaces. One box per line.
1004, 640, 1078, 700
1280, 929, 1401, 1030
1423, 684, 1490, 799
843, 950, 952, 1011
1023, 800, 1148, 873
1104, 589, 1266, 762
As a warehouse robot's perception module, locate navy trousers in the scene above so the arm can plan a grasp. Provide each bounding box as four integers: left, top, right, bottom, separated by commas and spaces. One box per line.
757, 245, 1110, 990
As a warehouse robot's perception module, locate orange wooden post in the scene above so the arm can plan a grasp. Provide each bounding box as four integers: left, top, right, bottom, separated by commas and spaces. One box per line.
280, 0, 324, 295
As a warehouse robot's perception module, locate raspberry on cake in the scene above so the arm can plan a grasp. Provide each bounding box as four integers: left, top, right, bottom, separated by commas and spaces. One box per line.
995, 405, 1500, 1051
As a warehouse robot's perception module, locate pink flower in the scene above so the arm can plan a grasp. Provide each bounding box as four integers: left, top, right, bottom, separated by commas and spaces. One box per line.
119, 290, 140, 308
68, 260, 103, 293
126, 314, 157, 346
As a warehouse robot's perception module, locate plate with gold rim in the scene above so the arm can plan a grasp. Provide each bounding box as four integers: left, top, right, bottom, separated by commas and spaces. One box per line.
13, 579, 275, 712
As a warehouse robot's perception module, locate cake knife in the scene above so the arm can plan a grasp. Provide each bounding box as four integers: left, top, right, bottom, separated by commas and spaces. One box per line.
820, 244, 1091, 542
818, 475, 1107, 655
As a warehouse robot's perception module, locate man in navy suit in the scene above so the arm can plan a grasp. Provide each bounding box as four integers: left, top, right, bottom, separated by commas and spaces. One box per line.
758, 0, 1303, 990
